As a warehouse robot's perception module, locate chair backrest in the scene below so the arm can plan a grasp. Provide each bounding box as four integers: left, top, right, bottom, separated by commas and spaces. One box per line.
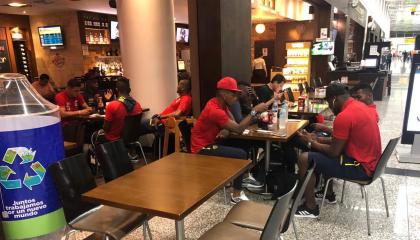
281, 161, 315, 233
62, 120, 85, 148
285, 87, 295, 102
371, 136, 400, 182
298, 83, 304, 94
48, 153, 99, 222
260, 180, 298, 240
178, 119, 194, 153
122, 113, 143, 144
96, 139, 134, 182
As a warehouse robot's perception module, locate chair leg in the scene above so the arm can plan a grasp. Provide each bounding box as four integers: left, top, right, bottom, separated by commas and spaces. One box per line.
362, 186, 371, 236
147, 221, 153, 240
143, 223, 148, 240
158, 137, 162, 159
360, 186, 364, 199
380, 177, 390, 217
292, 219, 299, 240
341, 180, 346, 203
223, 186, 228, 204
320, 178, 333, 217
135, 142, 148, 165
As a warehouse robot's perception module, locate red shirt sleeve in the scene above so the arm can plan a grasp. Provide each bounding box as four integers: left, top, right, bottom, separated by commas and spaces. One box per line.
333, 113, 351, 140
210, 107, 229, 128
177, 96, 192, 115
55, 93, 65, 107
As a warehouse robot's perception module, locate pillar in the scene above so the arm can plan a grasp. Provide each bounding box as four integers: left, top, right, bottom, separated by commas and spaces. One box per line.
188, 0, 251, 114
117, 0, 178, 115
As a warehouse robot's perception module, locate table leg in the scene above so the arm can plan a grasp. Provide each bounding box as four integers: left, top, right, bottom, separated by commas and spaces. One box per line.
265, 140, 271, 172
175, 219, 185, 240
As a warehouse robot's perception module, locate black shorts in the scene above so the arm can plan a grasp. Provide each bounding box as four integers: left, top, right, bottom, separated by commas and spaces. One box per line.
309, 152, 371, 181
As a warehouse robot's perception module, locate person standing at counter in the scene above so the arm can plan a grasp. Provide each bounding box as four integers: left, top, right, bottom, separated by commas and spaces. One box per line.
252, 54, 267, 82
32, 74, 56, 103
191, 77, 267, 204
55, 78, 92, 124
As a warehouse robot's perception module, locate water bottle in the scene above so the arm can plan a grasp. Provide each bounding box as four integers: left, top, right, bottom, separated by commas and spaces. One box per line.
281, 100, 288, 123
278, 107, 287, 136
0, 73, 66, 239
271, 100, 279, 126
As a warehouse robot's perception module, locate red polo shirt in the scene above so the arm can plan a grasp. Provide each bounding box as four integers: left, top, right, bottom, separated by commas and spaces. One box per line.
55, 90, 86, 125
191, 98, 230, 154
104, 100, 142, 141
161, 94, 192, 116
333, 98, 381, 176
368, 103, 379, 123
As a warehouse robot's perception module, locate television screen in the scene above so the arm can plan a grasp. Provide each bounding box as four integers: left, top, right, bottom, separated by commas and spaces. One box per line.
110, 21, 119, 40
38, 26, 63, 47
177, 60, 186, 71
176, 27, 189, 43
311, 41, 334, 55
364, 58, 378, 68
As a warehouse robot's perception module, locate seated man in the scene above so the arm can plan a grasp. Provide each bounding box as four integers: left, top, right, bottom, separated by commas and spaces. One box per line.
191, 77, 267, 204
351, 83, 379, 122
83, 77, 113, 112
103, 77, 142, 142
55, 78, 92, 125
32, 74, 56, 103
255, 74, 286, 107
295, 83, 381, 218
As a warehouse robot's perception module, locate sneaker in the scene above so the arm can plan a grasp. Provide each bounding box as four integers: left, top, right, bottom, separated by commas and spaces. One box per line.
315, 190, 337, 204
230, 191, 249, 204
294, 204, 320, 219
242, 175, 264, 188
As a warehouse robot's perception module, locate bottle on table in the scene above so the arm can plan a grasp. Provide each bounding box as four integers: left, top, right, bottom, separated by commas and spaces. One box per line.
278, 107, 287, 136
271, 100, 279, 127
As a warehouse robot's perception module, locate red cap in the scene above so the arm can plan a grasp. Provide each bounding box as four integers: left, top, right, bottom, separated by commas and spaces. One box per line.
217, 77, 241, 92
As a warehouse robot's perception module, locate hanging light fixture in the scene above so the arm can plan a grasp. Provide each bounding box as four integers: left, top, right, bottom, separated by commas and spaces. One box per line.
255, 23, 265, 34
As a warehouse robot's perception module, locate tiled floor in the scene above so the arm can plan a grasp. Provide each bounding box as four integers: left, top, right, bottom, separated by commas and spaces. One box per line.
68, 59, 420, 240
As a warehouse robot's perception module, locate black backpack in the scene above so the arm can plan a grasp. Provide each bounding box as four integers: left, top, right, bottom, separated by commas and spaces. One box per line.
266, 165, 298, 200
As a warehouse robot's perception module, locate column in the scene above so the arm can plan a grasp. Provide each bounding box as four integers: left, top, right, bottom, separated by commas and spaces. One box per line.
117, 0, 178, 115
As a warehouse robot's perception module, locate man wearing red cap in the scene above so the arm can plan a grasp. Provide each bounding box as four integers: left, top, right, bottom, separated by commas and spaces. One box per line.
191, 77, 267, 204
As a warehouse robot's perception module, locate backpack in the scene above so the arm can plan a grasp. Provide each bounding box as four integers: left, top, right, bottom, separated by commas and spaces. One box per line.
266, 165, 298, 200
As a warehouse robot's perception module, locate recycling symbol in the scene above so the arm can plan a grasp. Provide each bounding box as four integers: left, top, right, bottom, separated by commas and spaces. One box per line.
0, 147, 46, 190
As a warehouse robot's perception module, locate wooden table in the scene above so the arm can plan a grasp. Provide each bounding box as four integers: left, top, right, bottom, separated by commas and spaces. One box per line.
231, 119, 308, 173
63, 141, 77, 151
82, 152, 251, 240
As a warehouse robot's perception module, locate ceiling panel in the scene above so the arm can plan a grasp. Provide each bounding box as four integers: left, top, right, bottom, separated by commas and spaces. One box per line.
386, 0, 420, 32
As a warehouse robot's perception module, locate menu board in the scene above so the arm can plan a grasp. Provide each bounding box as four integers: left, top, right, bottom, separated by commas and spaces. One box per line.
0, 40, 11, 73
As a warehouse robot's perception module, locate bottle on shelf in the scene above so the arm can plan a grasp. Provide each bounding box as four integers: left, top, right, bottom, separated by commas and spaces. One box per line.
99, 32, 104, 44
94, 33, 99, 44
89, 31, 94, 44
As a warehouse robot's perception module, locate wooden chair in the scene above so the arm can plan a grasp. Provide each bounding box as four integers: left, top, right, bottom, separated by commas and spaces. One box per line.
162, 117, 196, 156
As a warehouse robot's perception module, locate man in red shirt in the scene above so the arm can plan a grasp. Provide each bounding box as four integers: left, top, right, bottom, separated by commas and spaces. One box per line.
55, 78, 92, 124
191, 77, 267, 204
295, 83, 381, 218
351, 83, 379, 122
103, 77, 142, 142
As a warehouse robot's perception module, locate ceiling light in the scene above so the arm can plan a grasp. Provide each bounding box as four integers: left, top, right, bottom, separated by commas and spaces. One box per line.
255, 23, 265, 34
7, 2, 28, 7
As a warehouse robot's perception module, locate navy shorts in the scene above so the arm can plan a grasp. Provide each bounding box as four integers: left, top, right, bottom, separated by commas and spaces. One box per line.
308, 152, 371, 181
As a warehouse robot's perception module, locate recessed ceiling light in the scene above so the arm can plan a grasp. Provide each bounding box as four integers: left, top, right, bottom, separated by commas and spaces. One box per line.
7, 2, 28, 7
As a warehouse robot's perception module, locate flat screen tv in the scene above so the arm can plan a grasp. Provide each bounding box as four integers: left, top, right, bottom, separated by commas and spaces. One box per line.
364, 58, 378, 68
110, 21, 119, 40
402, 63, 420, 144
38, 26, 64, 47
176, 27, 189, 43
311, 41, 334, 55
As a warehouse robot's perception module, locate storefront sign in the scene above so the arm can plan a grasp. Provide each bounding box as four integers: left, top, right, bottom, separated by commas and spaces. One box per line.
0, 40, 11, 73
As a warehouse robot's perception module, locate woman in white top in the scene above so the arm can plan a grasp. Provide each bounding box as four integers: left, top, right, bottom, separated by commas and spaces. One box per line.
252, 54, 267, 82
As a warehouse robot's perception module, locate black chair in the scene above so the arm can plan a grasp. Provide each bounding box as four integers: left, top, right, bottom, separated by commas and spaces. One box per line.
285, 87, 295, 102
199, 181, 298, 240
96, 140, 134, 182
62, 120, 85, 157
224, 162, 315, 240
297, 83, 304, 95
122, 114, 148, 164
48, 154, 152, 240
320, 136, 400, 235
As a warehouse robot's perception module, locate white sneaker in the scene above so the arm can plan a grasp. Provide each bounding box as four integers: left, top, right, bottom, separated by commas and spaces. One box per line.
230, 191, 249, 204
242, 174, 264, 188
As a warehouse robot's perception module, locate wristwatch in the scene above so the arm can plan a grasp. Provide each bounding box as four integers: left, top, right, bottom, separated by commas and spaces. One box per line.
250, 109, 258, 118
307, 141, 312, 150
